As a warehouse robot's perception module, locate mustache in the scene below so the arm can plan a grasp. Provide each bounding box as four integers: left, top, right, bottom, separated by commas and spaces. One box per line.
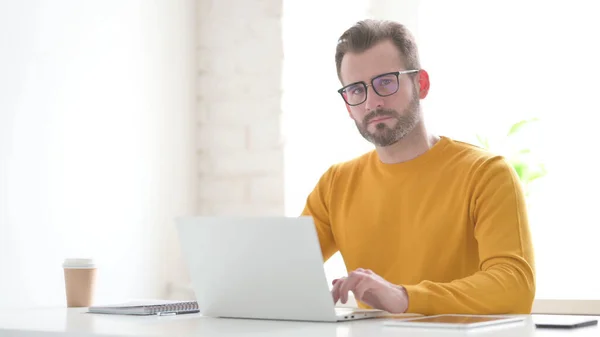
363, 109, 397, 124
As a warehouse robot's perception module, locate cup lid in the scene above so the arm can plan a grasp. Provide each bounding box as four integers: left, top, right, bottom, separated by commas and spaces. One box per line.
63, 258, 95, 268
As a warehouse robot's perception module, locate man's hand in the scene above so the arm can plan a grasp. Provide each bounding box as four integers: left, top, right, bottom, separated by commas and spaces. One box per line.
331, 268, 409, 314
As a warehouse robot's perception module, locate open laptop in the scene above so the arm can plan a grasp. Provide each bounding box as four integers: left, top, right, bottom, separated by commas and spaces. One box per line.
175, 216, 387, 322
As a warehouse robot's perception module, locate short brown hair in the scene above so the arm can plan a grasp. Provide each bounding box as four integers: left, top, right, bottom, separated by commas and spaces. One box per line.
335, 19, 421, 82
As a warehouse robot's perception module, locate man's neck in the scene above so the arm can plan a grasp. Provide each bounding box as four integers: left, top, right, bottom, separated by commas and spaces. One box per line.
375, 123, 440, 164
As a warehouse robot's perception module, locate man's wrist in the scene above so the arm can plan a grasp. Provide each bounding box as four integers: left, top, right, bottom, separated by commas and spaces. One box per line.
396, 285, 409, 313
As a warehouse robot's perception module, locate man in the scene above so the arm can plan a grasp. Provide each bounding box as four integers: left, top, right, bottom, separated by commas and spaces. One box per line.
301, 19, 535, 316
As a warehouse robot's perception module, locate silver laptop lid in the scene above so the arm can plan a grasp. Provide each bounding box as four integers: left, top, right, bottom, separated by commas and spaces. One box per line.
175, 216, 339, 321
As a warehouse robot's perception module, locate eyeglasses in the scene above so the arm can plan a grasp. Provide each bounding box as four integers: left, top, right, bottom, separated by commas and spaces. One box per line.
337, 70, 419, 106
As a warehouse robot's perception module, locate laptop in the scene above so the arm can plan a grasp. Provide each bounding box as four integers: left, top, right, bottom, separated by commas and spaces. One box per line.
175, 216, 387, 322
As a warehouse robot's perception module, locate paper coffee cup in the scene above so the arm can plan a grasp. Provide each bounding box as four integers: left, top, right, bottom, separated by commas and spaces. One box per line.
63, 258, 97, 307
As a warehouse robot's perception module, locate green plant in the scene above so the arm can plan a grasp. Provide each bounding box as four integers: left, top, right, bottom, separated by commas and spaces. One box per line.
475, 118, 547, 196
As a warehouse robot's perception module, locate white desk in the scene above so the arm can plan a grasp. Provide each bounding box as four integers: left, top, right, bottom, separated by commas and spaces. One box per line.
0, 308, 598, 337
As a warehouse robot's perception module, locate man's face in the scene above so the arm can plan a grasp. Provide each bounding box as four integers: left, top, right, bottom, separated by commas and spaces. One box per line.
339, 40, 422, 147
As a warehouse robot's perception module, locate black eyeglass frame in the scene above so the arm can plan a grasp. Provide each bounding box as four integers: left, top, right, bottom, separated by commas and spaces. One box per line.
337, 69, 420, 106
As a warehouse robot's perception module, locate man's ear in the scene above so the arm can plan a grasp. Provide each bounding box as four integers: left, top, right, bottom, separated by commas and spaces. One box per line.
418, 69, 430, 99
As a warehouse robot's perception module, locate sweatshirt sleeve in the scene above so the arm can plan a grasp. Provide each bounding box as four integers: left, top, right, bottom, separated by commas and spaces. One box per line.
301, 165, 338, 262
402, 156, 536, 315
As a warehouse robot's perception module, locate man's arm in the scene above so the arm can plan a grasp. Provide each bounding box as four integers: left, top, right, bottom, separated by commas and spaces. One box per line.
402, 156, 536, 315
301, 165, 338, 262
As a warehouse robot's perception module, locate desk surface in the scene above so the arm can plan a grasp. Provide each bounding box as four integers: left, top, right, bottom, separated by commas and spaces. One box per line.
0, 308, 598, 337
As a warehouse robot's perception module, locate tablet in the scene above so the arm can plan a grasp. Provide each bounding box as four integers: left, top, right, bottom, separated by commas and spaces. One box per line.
533, 315, 598, 329
383, 314, 527, 329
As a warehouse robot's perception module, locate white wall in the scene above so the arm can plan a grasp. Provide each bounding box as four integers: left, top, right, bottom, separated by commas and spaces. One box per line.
368, 0, 420, 36
196, 0, 285, 217
0, 0, 196, 307
162, 0, 287, 298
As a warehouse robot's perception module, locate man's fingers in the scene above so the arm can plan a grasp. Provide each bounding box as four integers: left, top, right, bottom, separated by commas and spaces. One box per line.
339, 273, 363, 304
332, 270, 374, 304
331, 277, 345, 304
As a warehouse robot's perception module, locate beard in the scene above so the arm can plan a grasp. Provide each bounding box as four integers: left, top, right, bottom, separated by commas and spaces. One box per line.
355, 92, 421, 147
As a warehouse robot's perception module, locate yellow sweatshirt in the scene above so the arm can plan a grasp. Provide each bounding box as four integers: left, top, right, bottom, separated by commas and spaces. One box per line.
301, 136, 535, 315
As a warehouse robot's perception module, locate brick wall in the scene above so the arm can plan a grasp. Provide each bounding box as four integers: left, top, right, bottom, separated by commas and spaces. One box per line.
196, 0, 285, 216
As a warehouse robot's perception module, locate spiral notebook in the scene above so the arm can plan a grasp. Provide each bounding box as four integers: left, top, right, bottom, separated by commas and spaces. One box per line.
88, 299, 200, 316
